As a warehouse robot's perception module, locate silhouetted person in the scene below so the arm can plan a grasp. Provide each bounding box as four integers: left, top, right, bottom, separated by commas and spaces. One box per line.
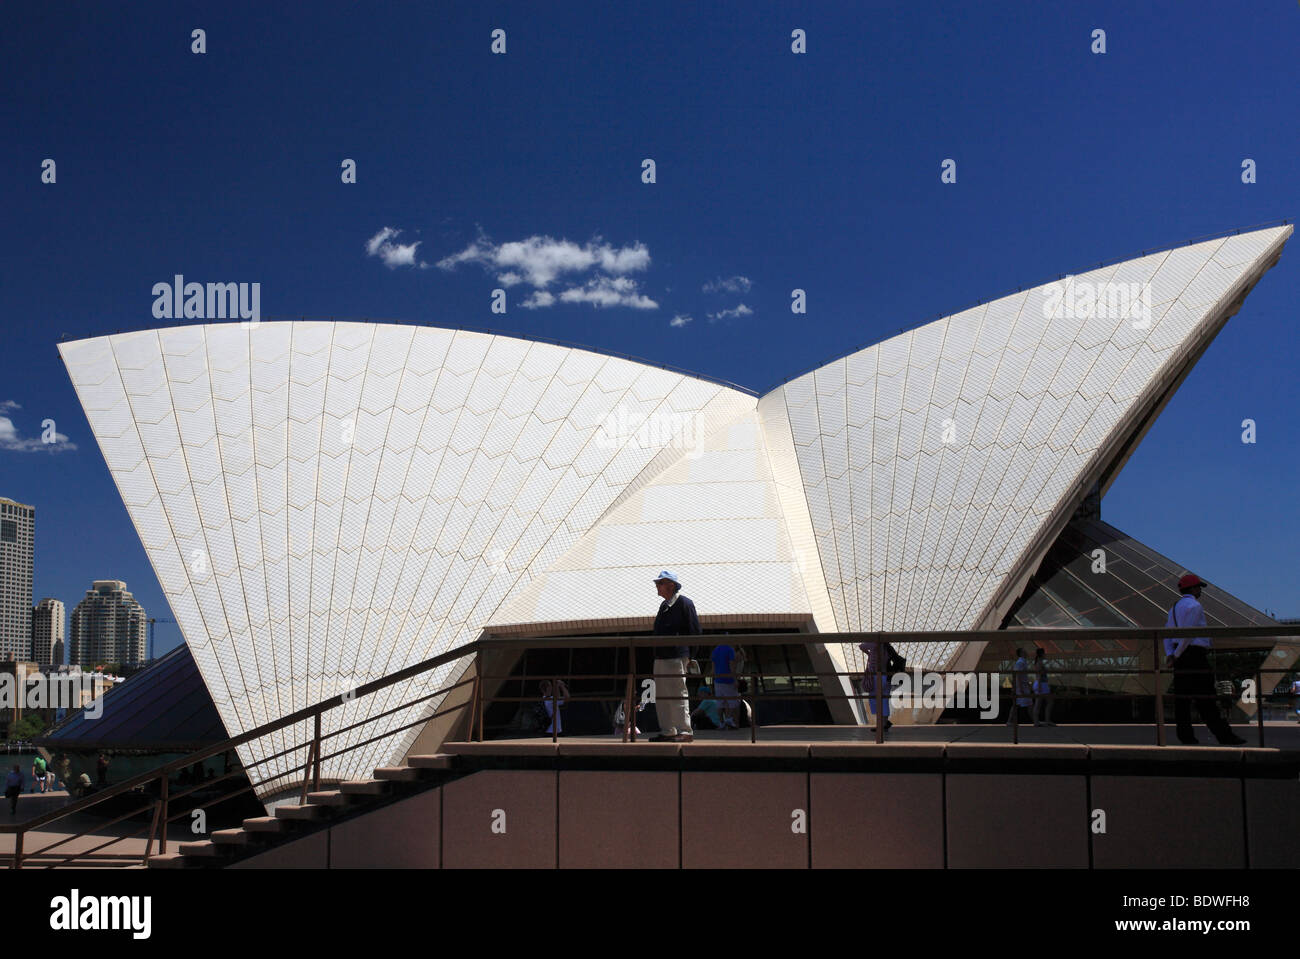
96, 753, 110, 786
5, 765, 23, 814
1005, 647, 1032, 726
858, 640, 906, 733
1165, 574, 1246, 745
1032, 647, 1055, 726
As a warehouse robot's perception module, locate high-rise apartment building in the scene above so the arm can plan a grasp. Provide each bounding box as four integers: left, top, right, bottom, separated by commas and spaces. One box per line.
0, 497, 35, 660
32, 597, 66, 665
69, 580, 147, 667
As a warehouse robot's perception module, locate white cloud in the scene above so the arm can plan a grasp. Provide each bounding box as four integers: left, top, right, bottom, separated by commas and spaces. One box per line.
365, 227, 426, 269
557, 276, 658, 309
438, 233, 651, 290
706, 303, 754, 322
703, 275, 753, 294
670, 314, 693, 328
520, 291, 556, 309
0, 408, 76, 453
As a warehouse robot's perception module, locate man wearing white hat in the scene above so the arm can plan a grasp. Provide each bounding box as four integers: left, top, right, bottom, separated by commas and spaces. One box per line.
651, 570, 700, 743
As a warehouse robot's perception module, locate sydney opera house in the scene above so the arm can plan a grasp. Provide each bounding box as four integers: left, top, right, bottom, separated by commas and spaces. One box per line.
57, 224, 1293, 806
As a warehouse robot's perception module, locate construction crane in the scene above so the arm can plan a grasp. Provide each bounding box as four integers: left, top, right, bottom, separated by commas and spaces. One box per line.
146, 617, 176, 662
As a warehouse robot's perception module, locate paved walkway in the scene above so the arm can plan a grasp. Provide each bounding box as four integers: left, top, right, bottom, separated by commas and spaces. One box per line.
496, 721, 1300, 749
0, 791, 191, 867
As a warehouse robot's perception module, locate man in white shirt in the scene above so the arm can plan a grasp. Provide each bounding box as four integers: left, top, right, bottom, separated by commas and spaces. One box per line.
1165, 573, 1246, 746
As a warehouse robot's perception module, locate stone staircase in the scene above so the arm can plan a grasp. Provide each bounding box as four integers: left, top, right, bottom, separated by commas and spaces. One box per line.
146, 754, 457, 869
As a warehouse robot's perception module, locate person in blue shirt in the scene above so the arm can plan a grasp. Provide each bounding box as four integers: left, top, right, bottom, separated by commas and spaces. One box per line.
5, 765, 23, 815
711, 643, 741, 729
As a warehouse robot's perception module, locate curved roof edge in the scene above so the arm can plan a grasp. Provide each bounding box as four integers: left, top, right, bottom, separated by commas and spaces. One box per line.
59, 319, 760, 398
767, 220, 1294, 394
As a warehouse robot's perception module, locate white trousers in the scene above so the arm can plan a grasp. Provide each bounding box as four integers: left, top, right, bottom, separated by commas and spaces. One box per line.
653, 658, 691, 736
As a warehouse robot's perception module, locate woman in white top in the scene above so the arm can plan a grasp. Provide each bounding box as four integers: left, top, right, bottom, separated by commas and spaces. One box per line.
1032, 647, 1055, 726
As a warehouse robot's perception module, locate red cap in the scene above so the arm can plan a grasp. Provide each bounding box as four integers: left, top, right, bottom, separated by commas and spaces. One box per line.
1178, 573, 1207, 591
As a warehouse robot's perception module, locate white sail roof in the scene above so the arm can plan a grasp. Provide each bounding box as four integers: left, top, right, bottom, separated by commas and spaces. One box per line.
59, 225, 1291, 780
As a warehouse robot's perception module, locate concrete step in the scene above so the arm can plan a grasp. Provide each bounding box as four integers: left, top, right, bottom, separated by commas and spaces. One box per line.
210, 828, 253, 846
340, 779, 389, 796
408, 754, 455, 770
146, 853, 190, 869
275, 803, 331, 821
306, 789, 352, 807
374, 766, 421, 782
178, 841, 226, 858
242, 816, 288, 834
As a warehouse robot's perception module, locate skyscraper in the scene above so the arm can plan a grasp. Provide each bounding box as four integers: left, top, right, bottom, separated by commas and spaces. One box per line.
0, 497, 35, 660
32, 597, 66, 665
69, 580, 147, 668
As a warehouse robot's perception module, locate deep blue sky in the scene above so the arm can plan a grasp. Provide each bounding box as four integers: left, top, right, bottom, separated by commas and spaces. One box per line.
1, 1, 1297, 656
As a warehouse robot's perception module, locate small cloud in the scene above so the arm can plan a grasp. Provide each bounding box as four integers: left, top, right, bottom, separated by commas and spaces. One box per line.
703, 275, 753, 295
0, 408, 76, 453
365, 227, 427, 269
438, 233, 651, 289
706, 303, 753, 323
520, 290, 556, 309
670, 314, 692, 328
557, 276, 658, 309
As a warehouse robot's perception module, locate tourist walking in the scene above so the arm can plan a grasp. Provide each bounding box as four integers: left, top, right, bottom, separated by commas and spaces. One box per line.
1032, 647, 1055, 726
1165, 574, 1246, 745
650, 570, 699, 743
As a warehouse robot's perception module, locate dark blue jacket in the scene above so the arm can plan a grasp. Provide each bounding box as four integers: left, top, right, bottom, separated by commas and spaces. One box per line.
653, 593, 700, 659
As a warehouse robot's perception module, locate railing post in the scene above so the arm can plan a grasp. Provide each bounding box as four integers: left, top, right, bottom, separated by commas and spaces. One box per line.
623, 646, 635, 743
13, 829, 22, 870
144, 795, 163, 865
299, 740, 316, 805
476, 649, 486, 742
874, 640, 884, 745
312, 712, 322, 792
1153, 633, 1166, 747
473, 665, 483, 738
1256, 667, 1265, 748
159, 773, 169, 854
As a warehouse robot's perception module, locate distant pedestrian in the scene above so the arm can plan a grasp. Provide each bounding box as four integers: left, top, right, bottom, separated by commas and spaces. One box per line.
96, 753, 110, 785
1005, 647, 1032, 726
1165, 574, 1246, 745
31, 754, 48, 793
1032, 647, 1055, 726
55, 755, 72, 792
650, 570, 699, 743
858, 641, 906, 732
5, 765, 22, 814
537, 679, 569, 736
710, 643, 743, 729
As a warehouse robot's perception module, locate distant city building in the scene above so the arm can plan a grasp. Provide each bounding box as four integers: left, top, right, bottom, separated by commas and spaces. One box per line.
0, 497, 35, 660
69, 580, 147, 667
32, 597, 65, 664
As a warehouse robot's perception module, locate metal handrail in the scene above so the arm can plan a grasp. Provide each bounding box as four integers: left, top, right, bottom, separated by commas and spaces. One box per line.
4, 624, 1296, 867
